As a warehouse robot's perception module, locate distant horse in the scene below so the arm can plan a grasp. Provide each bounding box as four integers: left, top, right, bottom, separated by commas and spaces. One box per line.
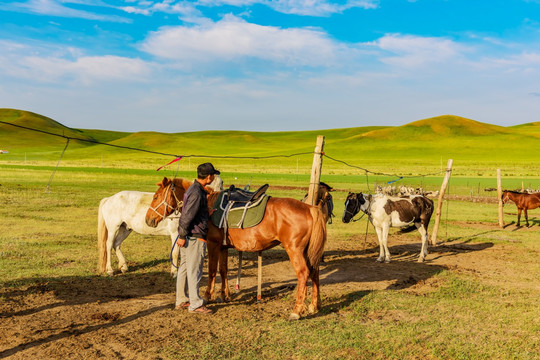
502, 190, 540, 227
98, 176, 222, 276
146, 180, 329, 320
342, 193, 434, 263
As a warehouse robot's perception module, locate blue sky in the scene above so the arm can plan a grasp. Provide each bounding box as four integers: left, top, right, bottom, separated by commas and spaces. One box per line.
1, 0, 540, 132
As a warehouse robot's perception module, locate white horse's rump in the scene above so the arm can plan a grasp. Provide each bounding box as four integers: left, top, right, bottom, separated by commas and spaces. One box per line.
98, 191, 180, 276
343, 193, 434, 263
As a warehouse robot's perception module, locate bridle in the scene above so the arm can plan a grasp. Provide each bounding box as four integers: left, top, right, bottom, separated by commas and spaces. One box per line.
343, 194, 372, 223
501, 191, 511, 206
343, 196, 362, 222
148, 182, 183, 221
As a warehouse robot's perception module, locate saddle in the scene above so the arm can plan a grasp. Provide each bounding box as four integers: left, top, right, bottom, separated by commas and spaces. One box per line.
211, 184, 270, 233
224, 184, 269, 208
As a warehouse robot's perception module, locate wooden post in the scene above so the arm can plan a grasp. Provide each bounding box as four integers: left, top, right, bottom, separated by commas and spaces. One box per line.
497, 169, 504, 228
431, 159, 453, 245
257, 251, 263, 302
235, 251, 243, 292
306, 136, 325, 206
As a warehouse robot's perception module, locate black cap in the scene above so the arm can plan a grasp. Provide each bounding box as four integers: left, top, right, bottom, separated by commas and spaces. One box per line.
197, 162, 220, 177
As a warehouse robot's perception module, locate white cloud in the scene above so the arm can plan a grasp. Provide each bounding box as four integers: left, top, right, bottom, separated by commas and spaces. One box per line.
487, 52, 540, 69
0, 42, 151, 85
265, 0, 378, 16
369, 34, 465, 68
195, 0, 378, 16
140, 15, 337, 66
0, 0, 131, 22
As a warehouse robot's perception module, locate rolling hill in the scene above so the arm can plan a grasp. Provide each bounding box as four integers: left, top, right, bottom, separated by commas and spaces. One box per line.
1, 108, 539, 176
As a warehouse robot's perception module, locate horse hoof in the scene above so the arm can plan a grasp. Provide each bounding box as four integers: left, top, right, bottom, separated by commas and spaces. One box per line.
308, 304, 319, 315
376, 258, 384, 263
106, 270, 114, 276
289, 313, 300, 321
418, 257, 425, 263
384, 259, 391, 264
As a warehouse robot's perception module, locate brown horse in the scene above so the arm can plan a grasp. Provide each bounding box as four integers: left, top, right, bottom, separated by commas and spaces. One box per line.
145, 178, 328, 320
502, 190, 540, 227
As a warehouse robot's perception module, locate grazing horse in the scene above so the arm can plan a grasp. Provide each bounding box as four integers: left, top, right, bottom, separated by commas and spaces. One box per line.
502, 190, 540, 227
98, 176, 221, 276
342, 192, 434, 263
146, 180, 329, 320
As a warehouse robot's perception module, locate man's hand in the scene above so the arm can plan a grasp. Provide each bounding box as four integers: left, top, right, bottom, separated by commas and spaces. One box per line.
176, 237, 186, 248
209, 208, 217, 216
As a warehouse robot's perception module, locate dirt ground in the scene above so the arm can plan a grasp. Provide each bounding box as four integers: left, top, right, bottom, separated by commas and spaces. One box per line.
0, 222, 537, 359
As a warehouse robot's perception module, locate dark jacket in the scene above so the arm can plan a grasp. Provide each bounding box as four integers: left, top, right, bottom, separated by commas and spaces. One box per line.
177, 180, 209, 240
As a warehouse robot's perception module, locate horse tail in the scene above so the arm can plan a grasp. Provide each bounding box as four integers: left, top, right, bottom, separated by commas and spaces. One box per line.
97, 198, 109, 273
307, 206, 327, 272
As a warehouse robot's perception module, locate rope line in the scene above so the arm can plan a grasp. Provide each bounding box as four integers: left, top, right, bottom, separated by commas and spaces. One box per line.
45, 138, 70, 193
1, 120, 444, 180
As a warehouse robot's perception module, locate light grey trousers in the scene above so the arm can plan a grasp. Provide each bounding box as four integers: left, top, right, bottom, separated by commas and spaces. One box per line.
176, 236, 207, 311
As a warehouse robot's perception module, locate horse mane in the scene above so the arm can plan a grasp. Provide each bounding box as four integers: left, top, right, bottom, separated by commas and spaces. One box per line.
503, 190, 525, 194
171, 177, 192, 190
207, 191, 221, 207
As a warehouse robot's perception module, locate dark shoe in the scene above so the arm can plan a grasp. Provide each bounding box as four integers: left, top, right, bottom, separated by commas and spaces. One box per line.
175, 302, 190, 310
189, 305, 213, 314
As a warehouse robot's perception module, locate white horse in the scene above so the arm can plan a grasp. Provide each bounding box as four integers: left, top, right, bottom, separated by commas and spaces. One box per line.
97, 176, 223, 276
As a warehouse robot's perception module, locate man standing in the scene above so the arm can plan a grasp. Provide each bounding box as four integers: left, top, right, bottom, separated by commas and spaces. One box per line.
175, 162, 220, 314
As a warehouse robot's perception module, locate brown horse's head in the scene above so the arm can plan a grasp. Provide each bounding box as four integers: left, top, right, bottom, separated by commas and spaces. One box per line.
316, 185, 334, 223
145, 177, 190, 228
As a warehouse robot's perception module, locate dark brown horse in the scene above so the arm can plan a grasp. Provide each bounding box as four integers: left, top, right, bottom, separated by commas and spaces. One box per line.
502, 190, 540, 227
145, 178, 328, 320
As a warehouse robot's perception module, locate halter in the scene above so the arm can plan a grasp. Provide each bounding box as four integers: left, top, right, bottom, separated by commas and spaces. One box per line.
343, 197, 363, 222
501, 191, 511, 206
344, 194, 372, 223
148, 182, 183, 221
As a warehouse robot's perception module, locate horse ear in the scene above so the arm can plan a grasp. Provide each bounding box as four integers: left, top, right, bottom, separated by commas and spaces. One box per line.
157, 177, 169, 187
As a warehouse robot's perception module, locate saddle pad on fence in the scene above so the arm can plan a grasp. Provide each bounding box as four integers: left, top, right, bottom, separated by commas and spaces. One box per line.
211, 191, 270, 229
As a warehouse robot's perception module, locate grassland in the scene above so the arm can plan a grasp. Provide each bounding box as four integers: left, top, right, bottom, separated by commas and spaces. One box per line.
1, 164, 539, 359
1, 108, 539, 359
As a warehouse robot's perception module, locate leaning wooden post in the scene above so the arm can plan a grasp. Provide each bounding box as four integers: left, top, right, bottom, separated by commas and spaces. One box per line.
497, 169, 504, 228
431, 159, 453, 245
306, 135, 325, 206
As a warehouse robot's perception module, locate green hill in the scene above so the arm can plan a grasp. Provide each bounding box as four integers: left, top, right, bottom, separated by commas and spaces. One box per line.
1, 108, 538, 176
356, 115, 511, 140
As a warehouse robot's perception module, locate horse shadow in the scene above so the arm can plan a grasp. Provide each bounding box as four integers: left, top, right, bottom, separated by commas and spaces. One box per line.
504, 218, 540, 229
217, 241, 488, 318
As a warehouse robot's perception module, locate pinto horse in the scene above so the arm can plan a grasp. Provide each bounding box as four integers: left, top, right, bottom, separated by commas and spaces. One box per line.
146, 180, 329, 320
502, 190, 540, 227
342, 192, 434, 263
